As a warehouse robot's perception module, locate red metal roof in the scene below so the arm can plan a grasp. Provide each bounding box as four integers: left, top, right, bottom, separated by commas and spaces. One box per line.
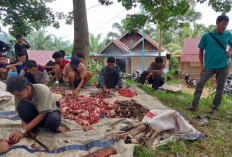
28, 50, 55, 65
180, 38, 201, 63
181, 54, 200, 62
182, 38, 201, 55
113, 40, 130, 53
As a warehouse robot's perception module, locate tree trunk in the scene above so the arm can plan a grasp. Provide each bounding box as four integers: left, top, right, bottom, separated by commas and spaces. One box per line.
73, 0, 89, 67
158, 29, 162, 56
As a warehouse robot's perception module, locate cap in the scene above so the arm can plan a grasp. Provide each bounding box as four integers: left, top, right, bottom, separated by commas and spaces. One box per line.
70, 56, 80, 69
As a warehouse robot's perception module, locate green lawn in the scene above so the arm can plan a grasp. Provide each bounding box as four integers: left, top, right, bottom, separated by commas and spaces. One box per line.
134, 84, 232, 157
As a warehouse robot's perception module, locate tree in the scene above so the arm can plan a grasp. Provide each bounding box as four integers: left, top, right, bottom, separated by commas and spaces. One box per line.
2, 0, 231, 65
72, 0, 89, 66
0, 0, 63, 36
89, 33, 107, 53
197, 0, 232, 13
106, 21, 126, 40
26, 30, 73, 56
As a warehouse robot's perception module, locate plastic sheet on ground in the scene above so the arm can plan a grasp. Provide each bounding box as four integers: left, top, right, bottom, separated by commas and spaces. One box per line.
0, 83, 202, 157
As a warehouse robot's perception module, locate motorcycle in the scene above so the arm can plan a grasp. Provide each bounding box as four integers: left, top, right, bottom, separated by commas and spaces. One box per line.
184, 74, 196, 88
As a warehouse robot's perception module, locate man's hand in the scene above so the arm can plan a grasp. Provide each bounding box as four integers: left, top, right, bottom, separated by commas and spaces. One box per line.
115, 85, 119, 91
22, 39, 27, 43
17, 62, 23, 66
103, 85, 109, 93
63, 77, 69, 83
103, 85, 106, 91
72, 91, 79, 96
9, 130, 23, 143
156, 70, 163, 75
200, 67, 205, 74
226, 51, 231, 58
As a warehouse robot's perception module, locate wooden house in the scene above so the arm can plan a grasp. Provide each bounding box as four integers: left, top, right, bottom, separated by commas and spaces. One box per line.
179, 38, 232, 80
91, 31, 171, 73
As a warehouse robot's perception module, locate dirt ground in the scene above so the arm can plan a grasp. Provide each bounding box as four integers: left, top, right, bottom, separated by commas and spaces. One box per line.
169, 79, 212, 98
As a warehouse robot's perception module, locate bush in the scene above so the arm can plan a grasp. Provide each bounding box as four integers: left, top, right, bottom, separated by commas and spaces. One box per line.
170, 56, 179, 70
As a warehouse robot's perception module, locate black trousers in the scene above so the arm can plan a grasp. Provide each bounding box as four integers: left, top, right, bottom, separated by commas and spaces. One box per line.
17, 100, 61, 133
152, 74, 164, 90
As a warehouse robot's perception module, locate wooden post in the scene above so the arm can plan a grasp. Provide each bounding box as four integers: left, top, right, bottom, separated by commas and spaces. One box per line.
158, 29, 162, 56
96, 58, 98, 69
101, 58, 104, 68
126, 57, 131, 74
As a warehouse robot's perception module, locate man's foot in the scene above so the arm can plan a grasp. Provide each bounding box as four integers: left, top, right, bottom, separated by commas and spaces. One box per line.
81, 86, 86, 89
55, 81, 59, 85
56, 126, 67, 133
184, 106, 199, 111
209, 109, 218, 116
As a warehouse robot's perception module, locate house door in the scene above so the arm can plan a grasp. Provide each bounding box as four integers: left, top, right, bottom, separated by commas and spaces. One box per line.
116, 59, 126, 72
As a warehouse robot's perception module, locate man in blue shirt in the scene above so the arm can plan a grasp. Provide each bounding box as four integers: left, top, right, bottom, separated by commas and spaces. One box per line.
185, 15, 232, 115
7, 52, 26, 74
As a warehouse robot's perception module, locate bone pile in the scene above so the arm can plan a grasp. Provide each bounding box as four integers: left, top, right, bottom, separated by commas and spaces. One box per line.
115, 122, 173, 147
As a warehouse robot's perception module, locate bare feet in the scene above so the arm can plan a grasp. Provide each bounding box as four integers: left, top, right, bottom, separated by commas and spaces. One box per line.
57, 126, 68, 133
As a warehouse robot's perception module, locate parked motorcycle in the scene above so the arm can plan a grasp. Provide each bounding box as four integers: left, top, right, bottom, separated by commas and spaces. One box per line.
223, 74, 232, 97
185, 74, 196, 88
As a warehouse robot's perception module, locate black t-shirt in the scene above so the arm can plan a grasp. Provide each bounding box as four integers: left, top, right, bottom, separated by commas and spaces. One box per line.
15, 43, 30, 60
0, 40, 11, 53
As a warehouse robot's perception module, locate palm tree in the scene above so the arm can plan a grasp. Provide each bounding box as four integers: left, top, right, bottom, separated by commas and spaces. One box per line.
89, 33, 107, 53
106, 20, 126, 40
26, 30, 73, 56
26, 30, 53, 50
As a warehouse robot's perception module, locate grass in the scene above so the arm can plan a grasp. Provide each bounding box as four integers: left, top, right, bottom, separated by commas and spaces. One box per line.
88, 75, 99, 84
133, 82, 232, 157
166, 79, 182, 86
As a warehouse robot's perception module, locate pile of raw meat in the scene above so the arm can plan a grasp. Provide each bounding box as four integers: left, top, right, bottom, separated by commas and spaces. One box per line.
90, 91, 115, 99
119, 89, 137, 98
59, 97, 149, 130
60, 96, 117, 130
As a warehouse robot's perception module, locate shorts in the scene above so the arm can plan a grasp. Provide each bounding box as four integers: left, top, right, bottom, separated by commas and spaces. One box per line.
69, 78, 81, 88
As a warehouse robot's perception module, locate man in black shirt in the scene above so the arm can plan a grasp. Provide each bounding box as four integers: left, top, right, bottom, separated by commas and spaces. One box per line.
0, 40, 11, 55
15, 34, 31, 61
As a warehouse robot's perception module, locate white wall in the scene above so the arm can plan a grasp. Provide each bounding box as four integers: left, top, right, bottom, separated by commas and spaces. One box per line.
131, 57, 155, 73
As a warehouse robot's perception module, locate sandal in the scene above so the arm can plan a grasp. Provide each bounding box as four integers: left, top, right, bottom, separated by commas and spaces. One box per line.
184, 106, 199, 111
209, 109, 218, 116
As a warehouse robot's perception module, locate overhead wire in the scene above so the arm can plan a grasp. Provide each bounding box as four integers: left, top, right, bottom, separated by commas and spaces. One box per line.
92, 10, 125, 33
87, 4, 101, 10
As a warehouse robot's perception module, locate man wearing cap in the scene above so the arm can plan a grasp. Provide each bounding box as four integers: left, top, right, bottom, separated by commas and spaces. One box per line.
62, 56, 91, 94
52, 51, 70, 85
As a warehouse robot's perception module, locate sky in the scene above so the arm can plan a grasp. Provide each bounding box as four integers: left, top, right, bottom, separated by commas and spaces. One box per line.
2, 0, 232, 42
